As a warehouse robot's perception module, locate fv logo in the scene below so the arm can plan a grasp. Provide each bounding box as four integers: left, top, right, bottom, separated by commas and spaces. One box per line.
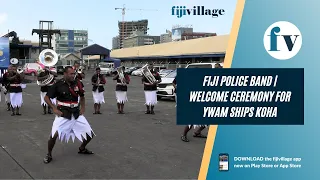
263, 21, 302, 60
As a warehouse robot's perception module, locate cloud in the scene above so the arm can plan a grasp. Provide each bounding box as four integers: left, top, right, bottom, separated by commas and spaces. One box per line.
0, 13, 8, 25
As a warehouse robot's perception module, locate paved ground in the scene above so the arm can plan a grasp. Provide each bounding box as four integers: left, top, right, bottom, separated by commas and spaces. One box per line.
0, 72, 207, 179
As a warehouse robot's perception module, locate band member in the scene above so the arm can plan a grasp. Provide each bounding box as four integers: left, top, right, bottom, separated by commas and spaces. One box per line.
113, 66, 130, 114
38, 67, 58, 114
91, 67, 106, 114
74, 62, 85, 103
142, 64, 161, 114
43, 66, 95, 164
7, 65, 24, 116
74, 61, 85, 82
1, 66, 11, 111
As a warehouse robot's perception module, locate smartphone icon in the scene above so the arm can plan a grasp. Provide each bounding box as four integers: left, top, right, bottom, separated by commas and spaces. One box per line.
219, 153, 229, 171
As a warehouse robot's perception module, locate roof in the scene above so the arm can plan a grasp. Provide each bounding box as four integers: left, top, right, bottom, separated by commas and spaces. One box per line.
61, 53, 81, 60
79, 44, 110, 56
89, 34, 228, 60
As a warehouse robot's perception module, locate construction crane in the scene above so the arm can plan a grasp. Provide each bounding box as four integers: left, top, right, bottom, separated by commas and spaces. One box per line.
115, 4, 158, 48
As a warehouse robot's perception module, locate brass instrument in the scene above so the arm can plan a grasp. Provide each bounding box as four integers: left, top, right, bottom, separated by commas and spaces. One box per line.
10, 58, 23, 74
37, 49, 58, 86
75, 66, 84, 80
10, 58, 18, 65
117, 66, 127, 85
141, 64, 157, 84
17, 67, 24, 74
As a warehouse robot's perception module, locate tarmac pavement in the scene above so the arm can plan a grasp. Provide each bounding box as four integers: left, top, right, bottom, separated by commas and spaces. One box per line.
0, 72, 207, 179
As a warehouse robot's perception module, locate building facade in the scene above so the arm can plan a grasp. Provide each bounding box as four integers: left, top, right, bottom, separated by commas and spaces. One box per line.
160, 33, 172, 43
122, 31, 160, 48
181, 32, 217, 40
53, 29, 88, 56
171, 27, 193, 41
112, 36, 120, 50
118, 19, 148, 49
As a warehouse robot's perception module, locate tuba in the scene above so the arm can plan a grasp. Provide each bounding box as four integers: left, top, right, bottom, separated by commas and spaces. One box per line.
37, 49, 58, 86
141, 64, 157, 84
117, 66, 127, 85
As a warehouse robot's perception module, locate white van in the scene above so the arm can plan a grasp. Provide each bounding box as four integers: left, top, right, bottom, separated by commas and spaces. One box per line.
156, 62, 223, 100
98, 62, 114, 75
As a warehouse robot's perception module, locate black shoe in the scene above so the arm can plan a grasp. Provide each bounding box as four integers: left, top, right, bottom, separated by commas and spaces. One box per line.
181, 135, 190, 142
145, 110, 150, 114
43, 154, 52, 164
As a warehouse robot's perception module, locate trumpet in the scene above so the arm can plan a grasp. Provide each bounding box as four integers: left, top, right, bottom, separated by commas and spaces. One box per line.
75, 66, 84, 80
17, 67, 24, 74
141, 64, 157, 84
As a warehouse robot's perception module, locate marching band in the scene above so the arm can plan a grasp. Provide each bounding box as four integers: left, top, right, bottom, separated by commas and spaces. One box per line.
0, 48, 208, 164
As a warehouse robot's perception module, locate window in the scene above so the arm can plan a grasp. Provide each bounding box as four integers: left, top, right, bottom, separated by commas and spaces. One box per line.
165, 70, 177, 78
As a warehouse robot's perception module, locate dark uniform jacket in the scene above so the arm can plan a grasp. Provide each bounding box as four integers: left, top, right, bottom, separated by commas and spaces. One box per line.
1, 72, 10, 94
38, 70, 56, 92
113, 72, 130, 91
7, 73, 22, 93
91, 74, 106, 92
47, 79, 85, 120
142, 70, 161, 91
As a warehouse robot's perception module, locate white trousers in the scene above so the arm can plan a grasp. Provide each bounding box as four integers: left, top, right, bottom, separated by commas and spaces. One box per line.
115, 91, 128, 104
144, 91, 157, 106
40, 92, 56, 106
92, 90, 105, 104
10, 93, 23, 108
51, 115, 95, 143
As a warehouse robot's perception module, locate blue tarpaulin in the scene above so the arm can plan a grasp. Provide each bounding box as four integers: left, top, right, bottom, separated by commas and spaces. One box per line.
102, 58, 121, 68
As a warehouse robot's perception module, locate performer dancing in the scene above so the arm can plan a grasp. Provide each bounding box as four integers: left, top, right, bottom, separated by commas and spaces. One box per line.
91, 67, 106, 114
1, 66, 11, 111
142, 64, 161, 114
7, 65, 24, 116
113, 66, 130, 114
179, 64, 223, 142
173, 76, 207, 142
37, 67, 58, 114
43, 66, 95, 164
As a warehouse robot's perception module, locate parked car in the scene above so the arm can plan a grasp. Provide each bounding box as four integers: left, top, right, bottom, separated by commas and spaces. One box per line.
125, 66, 141, 75
131, 68, 143, 76
156, 63, 223, 100
159, 69, 174, 77
24, 63, 57, 76
185, 62, 224, 68
157, 70, 176, 100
